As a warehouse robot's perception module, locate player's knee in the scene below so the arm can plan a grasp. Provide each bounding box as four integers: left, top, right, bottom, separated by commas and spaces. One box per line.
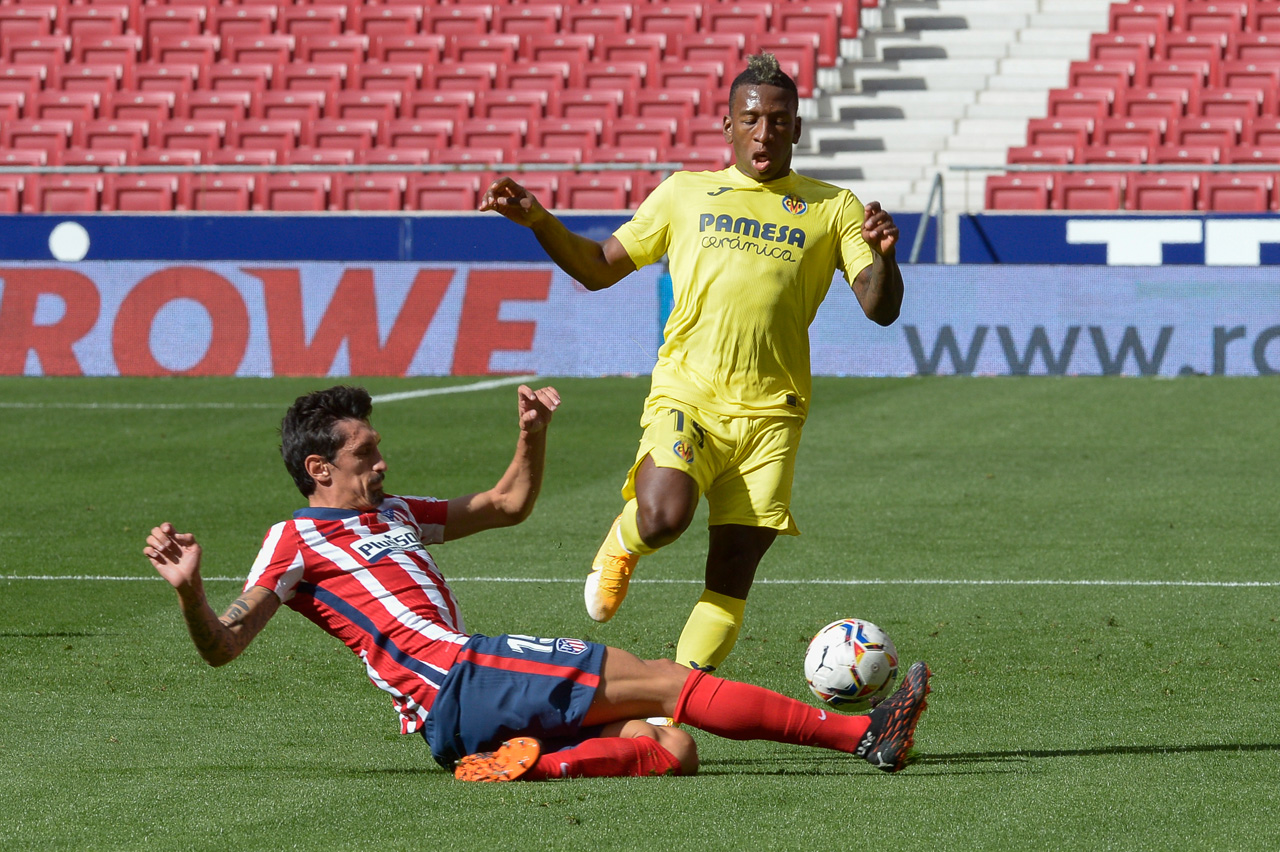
636, 501, 695, 547
654, 726, 699, 776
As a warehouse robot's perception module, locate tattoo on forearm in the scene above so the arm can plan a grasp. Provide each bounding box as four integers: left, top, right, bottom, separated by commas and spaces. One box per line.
222, 597, 251, 625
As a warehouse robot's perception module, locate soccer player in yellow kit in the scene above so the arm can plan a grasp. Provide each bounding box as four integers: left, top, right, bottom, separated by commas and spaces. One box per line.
481, 53, 904, 673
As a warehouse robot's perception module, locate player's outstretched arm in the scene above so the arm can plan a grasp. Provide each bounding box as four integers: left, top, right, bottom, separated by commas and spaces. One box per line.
144, 523, 280, 667
480, 177, 636, 291
443, 385, 561, 541
851, 200, 904, 326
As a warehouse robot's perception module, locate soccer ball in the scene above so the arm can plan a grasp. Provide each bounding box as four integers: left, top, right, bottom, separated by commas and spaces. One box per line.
803, 618, 899, 713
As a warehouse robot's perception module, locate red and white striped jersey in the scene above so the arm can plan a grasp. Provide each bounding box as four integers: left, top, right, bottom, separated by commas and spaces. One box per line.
244, 495, 467, 734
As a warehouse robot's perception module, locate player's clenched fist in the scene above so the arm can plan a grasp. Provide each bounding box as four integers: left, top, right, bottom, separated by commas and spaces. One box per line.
480, 177, 548, 227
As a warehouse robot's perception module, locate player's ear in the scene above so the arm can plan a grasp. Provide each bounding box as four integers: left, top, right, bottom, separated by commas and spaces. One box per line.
793, 114, 802, 145
722, 113, 733, 142
305, 454, 332, 485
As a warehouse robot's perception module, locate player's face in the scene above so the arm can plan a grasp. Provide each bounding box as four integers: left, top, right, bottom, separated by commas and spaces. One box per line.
323, 419, 387, 511
723, 84, 801, 183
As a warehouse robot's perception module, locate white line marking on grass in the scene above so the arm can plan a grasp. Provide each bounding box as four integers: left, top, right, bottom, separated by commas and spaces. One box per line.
5, 575, 1280, 588
0, 376, 540, 411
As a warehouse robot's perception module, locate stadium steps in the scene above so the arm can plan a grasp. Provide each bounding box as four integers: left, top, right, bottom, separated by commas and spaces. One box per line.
793, 0, 1112, 255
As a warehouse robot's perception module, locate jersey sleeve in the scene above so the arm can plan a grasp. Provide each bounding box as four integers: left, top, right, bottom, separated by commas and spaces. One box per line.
611, 172, 675, 268
400, 496, 448, 544
243, 521, 306, 602
836, 190, 875, 285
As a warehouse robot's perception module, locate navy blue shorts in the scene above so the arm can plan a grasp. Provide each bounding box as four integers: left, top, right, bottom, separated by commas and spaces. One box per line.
422, 633, 606, 768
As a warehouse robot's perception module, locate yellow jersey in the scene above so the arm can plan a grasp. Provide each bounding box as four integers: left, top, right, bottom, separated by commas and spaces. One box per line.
613, 166, 875, 420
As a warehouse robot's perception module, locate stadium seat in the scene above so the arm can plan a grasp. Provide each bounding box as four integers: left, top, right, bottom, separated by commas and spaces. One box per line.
562, 6, 631, 38
69, 33, 138, 68
373, 35, 446, 66
258, 90, 328, 123
150, 34, 219, 71
423, 6, 490, 38
1199, 173, 1274, 211
60, 147, 128, 167
1054, 173, 1126, 210
0, 174, 23, 213
106, 90, 175, 123
1026, 117, 1093, 150
510, 173, 562, 208
206, 62, 274, 99
62, 5, 130, 39
1095, 116, 1166, 150
360, 7, 423, 40
187, 174, 256, 211
748, 33, 819, 99
278, 6, 348, 39
1108, 1, 1176, 34
1089, 32, 1154, 63
52, 63, 131, 99
406, 173, 481, 211
1244, 117, 1280, 146
1079, 144, 1147, 164
1196, 88, 1267, 120
228, 119, 301, 159
1223, 143, 1280, 164
557, 172, 632, 209
103, 174, 178, 211
587, 145, 660, 166
496, 61, 576, 91
358, 148, 431, 166
401, 90, 473, 123
298, 35, 368, 67
1125, 173, 1198, 210
1068, 60, 1138, 90
2, 119, 74, 156
456, 117, 526, 158
330, 90, 400, 122
1248, 2, 1280, 32
664, 144, 731, 171
705, 2, 771, 37
332, 173, 406, 211
426, 60, 497, 93
1170, 116, 1240, 148
152, 119, 225, 155
25, 174, 103, 213
434, 147, 506, 167
76, 118, 147, 153
136, 7, 204, 53
133, 62, 199, 96
0, 4, 56, 42
634, 88, 700, 122
1114, 86, 1192, 120
1182, 2, 1248, 34
286, 147, 354, 166
382, 118, 454, 149
475, 89, 546, 124
511, 146, 586, 167
304, 118, 379, 152
262, 173, 331, 211
179, 90, 253, 124
1218, 60, 1280, 91
595, 32, 666, 67
1007, 145, 1075, 165
633, 2, 700, 38
772, 2, 841, 67
532, 117, 602, 149
1139, 59, 1211, 90
984, 174, 1053, 209
1150, 144, 1219, 165
522, 33, 595, 66
133, 148, 199, 204
1159, 32, 1226, 64
1228, 33, 1280, 63
278, 64, 346, 101
0, 90, 23, 122
493, 5, 561, 38
27, 90, 99, 123
3, 34, 71, 66
448, 34, 521, 65
1047, 88, 1114, 121
655, 60, 726, 94
605, 116, 680, 148
0, 149, 46, 168
677, 32, 745, 68
205, 6, 277, 41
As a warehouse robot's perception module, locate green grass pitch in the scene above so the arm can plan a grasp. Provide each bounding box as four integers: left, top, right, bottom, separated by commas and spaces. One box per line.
2, 376, 1279, 851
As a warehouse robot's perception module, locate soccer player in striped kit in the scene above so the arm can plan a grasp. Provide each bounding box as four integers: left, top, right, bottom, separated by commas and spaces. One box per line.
145, 384, 928, 781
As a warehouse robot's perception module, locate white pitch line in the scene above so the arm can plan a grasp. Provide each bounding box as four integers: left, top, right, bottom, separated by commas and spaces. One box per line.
4, 575, 1279, 588
0, 376, 541, 411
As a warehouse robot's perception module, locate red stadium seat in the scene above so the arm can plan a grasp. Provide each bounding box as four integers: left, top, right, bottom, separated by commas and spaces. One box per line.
511, 146, 585, 165
258, 90, 328, 122
1196, 88, 1267, 120
532, 117, 601, 149
179, 90, 252, 122
1095, 116, 1166, 149
0, 174, 24, 213
278, 5, 348, 39
76, 117, 147, 153
136, 6, 204, 54
297, 35, 368, 67
1150, 144, 1219, 165
1158, 32, 1225, 64
1170, 116, 1240, 147
106, 90, 175, 123
359, 148, 431, 166
152, 119, 225, 155
1182, 2, 1247, 34
103, 174, 179, 211
1228, 33, 1280, 63
495, 61, 575, 91
133, 149, 199, 204
62, 5, 130, 39
633, 2, 700, 38
493, 5, 561, 37
747, 32, 818, 99
557, 172, 632, 209
3, 34, 71, 66
26, 174, 103, 213
0, 5, 57, 41
228, 119, 301, 159
60, 147, 128, 167
677, 32, 745, 68
1114, 87, 1190, 121
563, 5, 631, 38
664, 144, 731, 171
457, 117, 527, 157
52, 62, 131, 98
1248, 1, 1280, 32
1223, 144, 1280, 164
0, 90, 24, 122
523, 33, 595, 65
549, 87, 628, 120
423, 6, 490, 38
223, 34, 294, 67
1089, 32, 1154, 63
27, 90, 99, 122
360, 7, 423, 40
74, 34, 142, 66
1126, 173, 1197, 210
1046, 88, 1113, 121
352, 61, 422, 96
382, 118, 454, 149
400, 90, 473, 123
984, 174, 1053, 210
1199, 173, 1274, 211
206, 6, 277, 41
509, 173, 562, 209
332, 173, 406, 211
262, 173, 331, 211
1068, 59, 1138, 90
304, 118, 379, 152
475, 89, 546, 123
372, 35, 445, 66
1026, 117, 1093, 150
1218, 60, 1280, 91
286, 147, 354, 166
605, 116, 680, 148
1079, 144, 1147, 164
1139, 59, 1211, 90
705, 2, 771, 37
428, 61, 498, 93
278, 63, 347, 101
187, 174, 256, 211
434, 147, 505, 166
586, 146, 660, 166
772, 2, 840, 66
1054, 173, 1126, 210
1244, 117, 1280, 146
2, 119, 74, 155
133, 62, 199, 96
330, 90, 400, 122
1007, 145, 1075, 165
0, 149, 46, 167
634, 88, 700, 122
448, 34, 521, 65
581, 61, 647, 94
407, 174, 481, 211
150, 34, 219, 71
1108, 1, 1176, 34
206, 62, 274, 99
595, 32, 666, 66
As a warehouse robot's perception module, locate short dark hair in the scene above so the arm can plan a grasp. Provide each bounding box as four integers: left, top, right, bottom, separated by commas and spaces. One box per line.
280, 386, 373, 496
728, 52, 799, 112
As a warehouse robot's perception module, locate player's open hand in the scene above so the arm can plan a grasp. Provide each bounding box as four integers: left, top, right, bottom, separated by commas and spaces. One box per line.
144, 522, 203, 591
862, 201, 899, 257
480, 177, 548, 227
517, 384, 560, 434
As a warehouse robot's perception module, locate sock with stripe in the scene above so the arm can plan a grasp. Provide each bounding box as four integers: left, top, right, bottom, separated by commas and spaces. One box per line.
523, 736, 683, 780
673, 669, 870, 753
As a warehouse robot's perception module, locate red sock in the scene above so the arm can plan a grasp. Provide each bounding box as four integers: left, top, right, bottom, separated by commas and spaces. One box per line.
673, 670, 870, 753
523, 736, 683, 780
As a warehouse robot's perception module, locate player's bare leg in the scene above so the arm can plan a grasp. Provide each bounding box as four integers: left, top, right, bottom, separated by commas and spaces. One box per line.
675, 524, 777, 671
586, 457, 698, 622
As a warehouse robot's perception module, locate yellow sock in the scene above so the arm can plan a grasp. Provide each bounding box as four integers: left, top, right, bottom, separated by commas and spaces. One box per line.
675, 590, 746, 672
617, 499, 657, 555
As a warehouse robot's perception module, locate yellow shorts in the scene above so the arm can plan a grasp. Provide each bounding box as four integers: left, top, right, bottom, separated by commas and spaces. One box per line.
622, 396, 803, 535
